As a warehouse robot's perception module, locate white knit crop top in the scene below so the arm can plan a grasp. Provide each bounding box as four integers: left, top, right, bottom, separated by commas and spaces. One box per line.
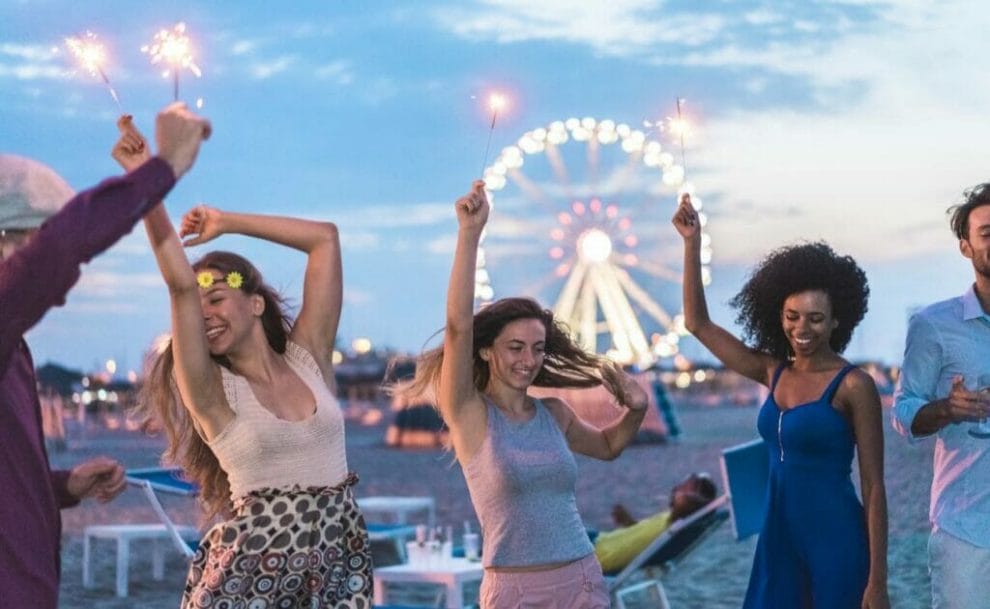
206, 341, 348, 500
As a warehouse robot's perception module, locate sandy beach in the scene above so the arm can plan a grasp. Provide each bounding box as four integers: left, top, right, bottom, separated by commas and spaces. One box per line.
53, 401, 934, 609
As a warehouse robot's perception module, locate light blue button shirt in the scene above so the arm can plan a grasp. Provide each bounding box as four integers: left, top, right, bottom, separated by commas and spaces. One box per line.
892, 285, 990, 548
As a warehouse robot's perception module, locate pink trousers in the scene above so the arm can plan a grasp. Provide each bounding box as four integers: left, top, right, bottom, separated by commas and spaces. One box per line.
479, 553, 610, 609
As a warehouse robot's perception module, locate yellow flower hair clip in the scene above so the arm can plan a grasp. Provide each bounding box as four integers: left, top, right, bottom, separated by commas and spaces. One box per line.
196, 271, 244, 290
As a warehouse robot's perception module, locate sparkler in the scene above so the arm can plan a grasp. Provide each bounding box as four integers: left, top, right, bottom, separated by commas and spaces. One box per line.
479, 93, 507, 177
644, 97, 692, 172
141, 22, 202, 102
64, 32, 122, 113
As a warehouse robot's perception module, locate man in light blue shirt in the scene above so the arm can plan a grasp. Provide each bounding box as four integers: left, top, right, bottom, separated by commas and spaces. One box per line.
893, 182, 990, 609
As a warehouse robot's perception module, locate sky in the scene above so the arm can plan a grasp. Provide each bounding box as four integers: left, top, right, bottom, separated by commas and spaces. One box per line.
2, 0, 988, 374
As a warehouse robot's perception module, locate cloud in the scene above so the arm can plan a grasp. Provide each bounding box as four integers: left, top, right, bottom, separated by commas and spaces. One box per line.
75, 271, 163, 298
337, 202, 453, 229
340, 231, 381, 251
0, 43, 65, 81
314, 60, 354, 85
250, 55, 296, 79
433, 0, 724, 56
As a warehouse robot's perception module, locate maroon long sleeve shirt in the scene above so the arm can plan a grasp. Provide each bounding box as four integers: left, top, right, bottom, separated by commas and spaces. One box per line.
0, 157, 175, 608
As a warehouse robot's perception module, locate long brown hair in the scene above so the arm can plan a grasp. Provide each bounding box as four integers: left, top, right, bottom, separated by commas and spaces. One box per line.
402, 297, 631, 407
135, 251, 292, 521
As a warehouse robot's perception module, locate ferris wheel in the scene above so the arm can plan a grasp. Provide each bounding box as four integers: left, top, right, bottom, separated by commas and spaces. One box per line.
477, 116, 713, 368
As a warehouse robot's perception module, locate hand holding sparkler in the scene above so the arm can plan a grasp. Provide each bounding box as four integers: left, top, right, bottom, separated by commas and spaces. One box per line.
155, 102, 212, 179
672, 193, 700, 240
112, 115, 150, 173
455, 180, 490, 233
64, 32, 122, 113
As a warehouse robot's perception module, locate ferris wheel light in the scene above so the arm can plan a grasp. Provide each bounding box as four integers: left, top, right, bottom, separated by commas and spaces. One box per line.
578, 228, 613, 263
475, 113, 710, 367
572, 127, 591, 141
700, 249, 713, 264
600, 132, 619, 144
700, 233, 711, 247
547, 129, 568, 145
483, 173, 506, 191
690, 196, 703, 211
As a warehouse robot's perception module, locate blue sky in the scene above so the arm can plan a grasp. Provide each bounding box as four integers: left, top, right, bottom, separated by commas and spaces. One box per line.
2, 0, 987, 374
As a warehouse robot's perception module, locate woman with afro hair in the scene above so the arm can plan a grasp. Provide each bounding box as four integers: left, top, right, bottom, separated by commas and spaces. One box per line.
673, 194, 889, 609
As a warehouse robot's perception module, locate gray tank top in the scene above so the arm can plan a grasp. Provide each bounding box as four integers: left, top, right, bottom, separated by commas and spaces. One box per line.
462, 397, 594, 567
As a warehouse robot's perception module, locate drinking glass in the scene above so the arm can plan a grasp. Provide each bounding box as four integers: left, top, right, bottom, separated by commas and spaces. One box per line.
968, 373, 990, 439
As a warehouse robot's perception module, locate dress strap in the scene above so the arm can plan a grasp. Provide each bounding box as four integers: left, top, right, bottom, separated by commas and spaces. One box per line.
821, 364, 857, 404
769, 363, 788, 391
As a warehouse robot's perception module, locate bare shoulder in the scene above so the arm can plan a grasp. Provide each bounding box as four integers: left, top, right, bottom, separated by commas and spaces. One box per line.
838, 367, 881, 409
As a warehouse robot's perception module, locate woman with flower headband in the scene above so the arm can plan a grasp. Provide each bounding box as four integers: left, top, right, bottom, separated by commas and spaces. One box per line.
403, 181, 648, 608
112, 118, 371, 608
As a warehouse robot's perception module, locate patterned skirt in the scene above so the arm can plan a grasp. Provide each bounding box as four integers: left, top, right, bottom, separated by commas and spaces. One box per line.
182, 473, 373, 609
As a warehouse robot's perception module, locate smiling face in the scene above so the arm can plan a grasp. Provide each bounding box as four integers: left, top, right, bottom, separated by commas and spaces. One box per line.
481, 318, 547, 392
199, 269, 263, 356
780, 290, 839, 358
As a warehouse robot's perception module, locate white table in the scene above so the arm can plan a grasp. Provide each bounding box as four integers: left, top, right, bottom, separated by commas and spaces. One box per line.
373, 557, 483, 609
359, 495, 436, 527
82, 523, 198, 597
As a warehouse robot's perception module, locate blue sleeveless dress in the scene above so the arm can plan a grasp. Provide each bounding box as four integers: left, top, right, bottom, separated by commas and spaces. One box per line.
743, 364, 869, 609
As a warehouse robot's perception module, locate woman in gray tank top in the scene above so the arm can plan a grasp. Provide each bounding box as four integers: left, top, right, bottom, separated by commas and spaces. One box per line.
404, 181, 649, 609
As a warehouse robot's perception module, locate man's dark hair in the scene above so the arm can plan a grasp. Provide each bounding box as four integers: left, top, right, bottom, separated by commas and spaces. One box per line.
949, 183, 990, 240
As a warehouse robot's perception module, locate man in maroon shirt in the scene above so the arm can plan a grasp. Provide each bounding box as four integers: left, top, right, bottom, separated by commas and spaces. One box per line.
0, 102, 211, 608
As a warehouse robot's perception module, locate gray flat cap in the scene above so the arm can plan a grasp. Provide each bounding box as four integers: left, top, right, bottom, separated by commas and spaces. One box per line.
0, 153, 75, 230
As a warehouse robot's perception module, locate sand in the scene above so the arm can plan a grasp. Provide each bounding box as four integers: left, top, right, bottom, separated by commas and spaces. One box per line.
52, 402, 935, 608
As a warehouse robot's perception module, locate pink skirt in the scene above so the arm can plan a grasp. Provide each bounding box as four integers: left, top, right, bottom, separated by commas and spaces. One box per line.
479, 553, 610, 609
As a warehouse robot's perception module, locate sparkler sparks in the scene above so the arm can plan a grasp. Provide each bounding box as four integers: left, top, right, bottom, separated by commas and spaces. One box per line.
64, 31, 122, 112
480, 92, 509, 177
141, 22, 202, 101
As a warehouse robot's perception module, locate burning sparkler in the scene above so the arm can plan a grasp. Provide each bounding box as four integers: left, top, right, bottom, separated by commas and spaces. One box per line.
644, 97, 692, 172
141, 22, 202, 102
480, 93, 508, 177
64, 32, 122, 112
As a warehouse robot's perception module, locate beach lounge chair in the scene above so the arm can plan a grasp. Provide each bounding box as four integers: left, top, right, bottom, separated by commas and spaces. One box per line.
607, 438, 770, 608
82, 467, 200, 597
605, 493, 730, 609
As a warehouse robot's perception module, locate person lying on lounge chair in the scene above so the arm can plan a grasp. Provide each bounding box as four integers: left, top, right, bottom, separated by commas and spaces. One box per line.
593, 472, 717, 573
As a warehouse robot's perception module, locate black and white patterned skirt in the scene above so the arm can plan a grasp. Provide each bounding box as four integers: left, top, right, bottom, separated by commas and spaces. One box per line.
182, 473, 373, 609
